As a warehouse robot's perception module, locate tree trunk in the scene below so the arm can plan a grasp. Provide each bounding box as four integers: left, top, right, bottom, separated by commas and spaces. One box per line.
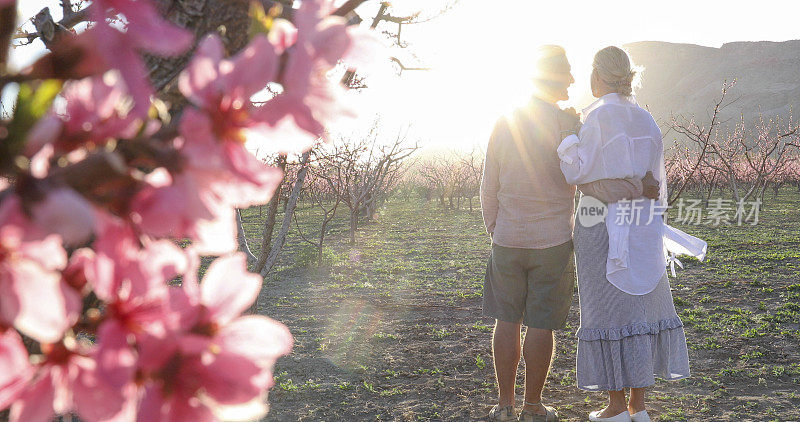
730, 178, 741, 203
314, 199, 339, 264
146, 0, 253, 112
259, 151, 311, 277
349, 210, 358, 245
254, 155, 287, 273
317, 228, 327, 264
236, 209, 257, 265
704, 183, 714, 207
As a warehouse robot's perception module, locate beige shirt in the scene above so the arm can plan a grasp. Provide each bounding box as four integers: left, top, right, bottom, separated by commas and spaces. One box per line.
480, 97, 643, 249
480, 97, 576, 249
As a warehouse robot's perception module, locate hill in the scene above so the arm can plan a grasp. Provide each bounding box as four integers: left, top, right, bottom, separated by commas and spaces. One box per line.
622, 40, 800, 126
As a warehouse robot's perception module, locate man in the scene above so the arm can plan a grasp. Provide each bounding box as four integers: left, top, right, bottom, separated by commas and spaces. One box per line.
480, 45, 657, 422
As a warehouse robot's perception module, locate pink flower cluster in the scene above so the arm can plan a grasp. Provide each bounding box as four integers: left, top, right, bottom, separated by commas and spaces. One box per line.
1, 0, 379, 420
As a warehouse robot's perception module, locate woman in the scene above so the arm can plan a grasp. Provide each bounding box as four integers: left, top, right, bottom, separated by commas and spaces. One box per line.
558, 47, 692, 422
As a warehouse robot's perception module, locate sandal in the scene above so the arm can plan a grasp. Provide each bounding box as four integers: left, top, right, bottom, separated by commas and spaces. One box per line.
518, 404, 559, 422
488, 404, 517, 422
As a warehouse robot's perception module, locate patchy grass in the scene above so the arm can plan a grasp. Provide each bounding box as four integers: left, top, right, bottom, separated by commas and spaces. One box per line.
247, 187, 800, 421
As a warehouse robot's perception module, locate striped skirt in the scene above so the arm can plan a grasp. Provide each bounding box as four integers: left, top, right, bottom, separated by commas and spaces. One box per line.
573, 197, 691, 391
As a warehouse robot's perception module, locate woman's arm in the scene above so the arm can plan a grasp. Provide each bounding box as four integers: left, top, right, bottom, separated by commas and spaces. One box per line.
558, 120, 602, 185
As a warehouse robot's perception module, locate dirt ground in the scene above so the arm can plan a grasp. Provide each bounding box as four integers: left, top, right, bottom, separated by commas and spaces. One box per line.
248, 193, 800, 421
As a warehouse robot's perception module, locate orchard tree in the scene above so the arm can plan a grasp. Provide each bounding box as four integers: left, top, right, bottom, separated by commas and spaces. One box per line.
292, 146, 344, 264
668, 81, 736, 204
669, 81, 799, 204
313, 122, 417, 244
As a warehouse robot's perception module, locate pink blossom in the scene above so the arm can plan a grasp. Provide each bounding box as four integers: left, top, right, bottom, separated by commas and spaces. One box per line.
179, 34, 277, 116
131, 168, 241, 256
176, 33, 285, 160
61, 248, 94, 293
88, 0, 193, 115
0, 196, 81, 343
131, 35, 283, 254
89, 218, 187, 338
0, 329, 33, 411
177, 111, 284, 210
31, 187, 95, 246
83, 219, 189, 403
24, 27, 107, 81
26, 74, 141, 156
136, 347, 269, 422
0, 1, 380, 419
94, 0, 193, 56
135, 254, 292, 421
257, 0, 375, 141
0, 0, 14, 7
9, 340, 135, 422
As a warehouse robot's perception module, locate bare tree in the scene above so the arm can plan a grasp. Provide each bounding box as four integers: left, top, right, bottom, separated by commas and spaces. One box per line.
259, 151, 311, 276
414, 148, 483, 212
742, 113, 799, 203
417, 154, 456, 210
668, 80, 737, 205
669, 80, 799, 205
252, 154, 287, 273
293, 152, 343, 264
456, 148, 484, 212
314, 123, 417, 244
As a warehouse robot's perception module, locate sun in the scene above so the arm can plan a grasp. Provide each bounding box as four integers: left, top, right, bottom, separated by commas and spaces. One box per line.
351, 1, 605, 151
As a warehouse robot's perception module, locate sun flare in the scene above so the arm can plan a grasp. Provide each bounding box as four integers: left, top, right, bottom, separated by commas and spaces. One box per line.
355, 1, 605, 151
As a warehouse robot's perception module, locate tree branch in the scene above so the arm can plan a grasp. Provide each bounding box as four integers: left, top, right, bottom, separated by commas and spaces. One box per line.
332, 0, 370, 17
0, 3, 16, 68
15, 3, 93, 47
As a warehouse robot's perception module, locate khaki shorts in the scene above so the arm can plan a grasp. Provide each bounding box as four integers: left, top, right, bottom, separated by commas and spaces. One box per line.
482, 240, 575, 330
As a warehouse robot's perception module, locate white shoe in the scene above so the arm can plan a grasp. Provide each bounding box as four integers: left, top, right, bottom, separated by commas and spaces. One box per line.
588, 410, 631, 422
630, 410, 650, 422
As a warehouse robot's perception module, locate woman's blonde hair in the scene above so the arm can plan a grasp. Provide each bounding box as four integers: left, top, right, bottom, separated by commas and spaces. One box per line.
592, 46, 641, 96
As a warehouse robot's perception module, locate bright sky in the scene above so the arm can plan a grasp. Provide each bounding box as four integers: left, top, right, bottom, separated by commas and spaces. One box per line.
7, 0, 800, 150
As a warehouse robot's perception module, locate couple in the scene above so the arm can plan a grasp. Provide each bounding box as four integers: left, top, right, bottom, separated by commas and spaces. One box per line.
480, 45, 691, 422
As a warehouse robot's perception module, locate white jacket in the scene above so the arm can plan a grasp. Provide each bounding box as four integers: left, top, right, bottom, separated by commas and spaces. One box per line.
558, 93, 705, 295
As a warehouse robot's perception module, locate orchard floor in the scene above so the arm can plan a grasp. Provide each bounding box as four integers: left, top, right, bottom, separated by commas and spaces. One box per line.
242, 189, 800, 421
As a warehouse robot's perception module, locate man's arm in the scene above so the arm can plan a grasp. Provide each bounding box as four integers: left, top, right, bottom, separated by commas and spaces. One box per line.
578, 178, 642, 203
641, 171, 660, 200
480, 119, 505, 236
579, 172, 660, 204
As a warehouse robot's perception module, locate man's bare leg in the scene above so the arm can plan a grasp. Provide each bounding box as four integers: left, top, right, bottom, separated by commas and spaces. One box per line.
521, 327, 554, 415
492, 320, 522, 407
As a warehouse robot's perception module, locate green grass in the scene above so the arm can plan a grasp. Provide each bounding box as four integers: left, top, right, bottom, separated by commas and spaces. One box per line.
251, 186, 800, 421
